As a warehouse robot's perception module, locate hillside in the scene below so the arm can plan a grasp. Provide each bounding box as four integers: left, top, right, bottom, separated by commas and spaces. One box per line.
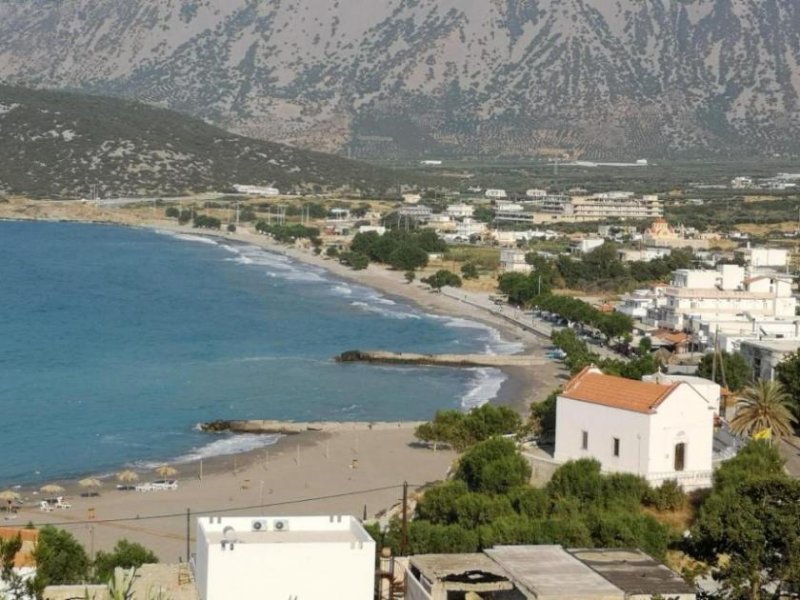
0, 0, 798, 159
0, 85, 402, 198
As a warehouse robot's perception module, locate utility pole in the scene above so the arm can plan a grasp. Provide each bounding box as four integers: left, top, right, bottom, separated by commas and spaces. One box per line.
185, 508, 191, 564
400, 481, 409, 556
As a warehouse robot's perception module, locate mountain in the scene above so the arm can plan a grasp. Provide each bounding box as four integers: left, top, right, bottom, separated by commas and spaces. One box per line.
0, 85, 402, 198
0, 0, 799, 160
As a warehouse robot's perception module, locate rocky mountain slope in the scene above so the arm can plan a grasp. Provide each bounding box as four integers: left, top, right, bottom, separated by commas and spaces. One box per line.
0, 85, 400, 198
0, 0, 798, 159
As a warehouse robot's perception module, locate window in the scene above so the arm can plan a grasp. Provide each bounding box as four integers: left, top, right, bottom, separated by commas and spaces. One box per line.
613, 437, 620, 457
675, 442, 686, 472
581, 431, 588, 450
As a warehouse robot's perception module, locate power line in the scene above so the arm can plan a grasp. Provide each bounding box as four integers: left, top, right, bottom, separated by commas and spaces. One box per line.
17, 483, 424, 529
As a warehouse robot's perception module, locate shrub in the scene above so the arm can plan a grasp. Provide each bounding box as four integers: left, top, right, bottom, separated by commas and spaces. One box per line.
456, 437, 531, 494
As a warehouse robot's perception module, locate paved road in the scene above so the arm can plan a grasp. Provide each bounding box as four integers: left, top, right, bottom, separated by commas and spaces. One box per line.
441, 288, 622, 361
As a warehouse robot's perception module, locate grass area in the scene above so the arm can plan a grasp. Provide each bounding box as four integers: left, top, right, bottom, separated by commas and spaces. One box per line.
445, 245, 500, 270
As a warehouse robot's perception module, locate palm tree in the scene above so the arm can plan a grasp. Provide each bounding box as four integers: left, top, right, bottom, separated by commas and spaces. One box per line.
730, 380, 797, 439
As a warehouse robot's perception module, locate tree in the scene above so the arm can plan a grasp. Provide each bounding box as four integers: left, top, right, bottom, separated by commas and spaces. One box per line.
164, 206, 179, 218
338, 252, 369, 270
0, 533, 32, 600
689, 477, 800, 599
32, 526, 90, 588
460, 263, 479, 280
422, 270, 462, 290
697, 351, 750, 392
730, 380, 797, 439
776, 350, 800, 413
93, 539, 159, 583
455, 437, 531, 494
388, 244, 428, 271
713, 440, 786, 491
404, 270, 415, 283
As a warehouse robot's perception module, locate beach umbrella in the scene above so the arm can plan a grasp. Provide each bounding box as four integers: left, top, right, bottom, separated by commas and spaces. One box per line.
40, 484, 65, 494
155, 465, 177, 478
0, 490, 20, 512
78, 478, 102, 489
116, 470, 139, 483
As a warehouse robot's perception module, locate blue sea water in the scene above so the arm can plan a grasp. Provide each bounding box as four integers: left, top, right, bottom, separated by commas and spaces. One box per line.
0, 221, 517, 485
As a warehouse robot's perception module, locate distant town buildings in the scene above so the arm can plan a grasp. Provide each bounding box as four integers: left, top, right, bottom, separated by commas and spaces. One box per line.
485, 188, 508, 199
194, 515, 374, 600
445, 203, 474, 219
531, 192, 663, 223
643, 218, 713, 250
232, 184, 279, 196
657, 264, 797, 332
554, 367, 714, 490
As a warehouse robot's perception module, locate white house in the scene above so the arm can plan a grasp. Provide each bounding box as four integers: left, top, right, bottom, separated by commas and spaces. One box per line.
554, 367, 714, 490
569, 238, 605, 254
485, 188, 507, 199
446, 203, 474, 219
500, 249, 532, 274
194, 515, 375, 600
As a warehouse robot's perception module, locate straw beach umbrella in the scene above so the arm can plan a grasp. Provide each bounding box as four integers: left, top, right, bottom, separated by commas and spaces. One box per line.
40, 484, 65, 495
155, 465, 177, 478
116, 470, 139, 483
0, 490, 20, 512
79, 478, 102, 489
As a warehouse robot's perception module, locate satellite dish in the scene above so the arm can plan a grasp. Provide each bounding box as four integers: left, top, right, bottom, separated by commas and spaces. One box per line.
223, 526, 238, 543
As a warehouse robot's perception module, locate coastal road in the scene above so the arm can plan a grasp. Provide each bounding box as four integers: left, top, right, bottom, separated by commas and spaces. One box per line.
441, 287, 622, 361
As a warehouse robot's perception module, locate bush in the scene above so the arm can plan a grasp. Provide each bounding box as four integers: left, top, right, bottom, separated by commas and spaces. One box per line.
32, 526, 90, 587
456, 437, 531, 494
164, 206, 179, 218
338, 252, 369, 270
415, 481, 469, 524
547, 459, 604, 504
93, 539, 158, 583
644, 480, 687, 511
461, 262, 479, 279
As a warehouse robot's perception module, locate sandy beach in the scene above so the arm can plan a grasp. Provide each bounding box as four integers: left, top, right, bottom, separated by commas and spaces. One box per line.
8, 425, 456, 561
0, 205, 566, 559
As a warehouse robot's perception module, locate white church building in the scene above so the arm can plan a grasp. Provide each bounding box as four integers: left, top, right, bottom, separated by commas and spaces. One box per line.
554, 367, 715, 490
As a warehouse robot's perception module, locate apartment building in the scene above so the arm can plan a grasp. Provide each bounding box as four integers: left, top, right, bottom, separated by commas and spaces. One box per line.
532, 192, 662, 223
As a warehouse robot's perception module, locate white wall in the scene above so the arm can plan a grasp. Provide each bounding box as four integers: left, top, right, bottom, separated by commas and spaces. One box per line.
554, 398, 651, 476
645, 387, 714, 480
196, 516, 375, 600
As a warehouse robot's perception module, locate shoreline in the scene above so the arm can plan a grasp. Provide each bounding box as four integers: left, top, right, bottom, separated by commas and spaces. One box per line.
0, 215, 564, 536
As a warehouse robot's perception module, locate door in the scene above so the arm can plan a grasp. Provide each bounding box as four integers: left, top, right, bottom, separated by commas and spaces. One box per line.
674, 442, 686, 472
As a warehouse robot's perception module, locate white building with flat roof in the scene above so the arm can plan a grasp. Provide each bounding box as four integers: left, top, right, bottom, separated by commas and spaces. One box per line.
738, 246, 789, 269
657, 265, 796, 331
445, 203, 474, 219
500, 248, 532, 274
554, 367, 715, 490
194, 515, 375, 600
740, 338, 800, 382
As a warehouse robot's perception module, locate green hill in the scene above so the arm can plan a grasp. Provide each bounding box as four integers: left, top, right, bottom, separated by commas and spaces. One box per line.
0, 85, 405, 198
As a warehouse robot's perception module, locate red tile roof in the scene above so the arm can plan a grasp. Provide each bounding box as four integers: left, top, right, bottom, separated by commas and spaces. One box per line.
561, 366, 678, 414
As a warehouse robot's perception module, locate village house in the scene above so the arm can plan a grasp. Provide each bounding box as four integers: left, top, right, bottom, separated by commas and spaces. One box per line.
554, 367, 715, 490
500, 248, 532, 274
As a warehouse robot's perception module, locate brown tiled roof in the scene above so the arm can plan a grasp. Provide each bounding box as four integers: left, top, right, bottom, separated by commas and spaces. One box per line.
561, 367, 678, 414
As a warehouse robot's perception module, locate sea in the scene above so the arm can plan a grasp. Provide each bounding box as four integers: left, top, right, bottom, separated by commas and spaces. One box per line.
0, 220, 521, 485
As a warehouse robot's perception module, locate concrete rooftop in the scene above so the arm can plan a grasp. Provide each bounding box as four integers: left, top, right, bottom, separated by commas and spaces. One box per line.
486, 545, 624, 600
